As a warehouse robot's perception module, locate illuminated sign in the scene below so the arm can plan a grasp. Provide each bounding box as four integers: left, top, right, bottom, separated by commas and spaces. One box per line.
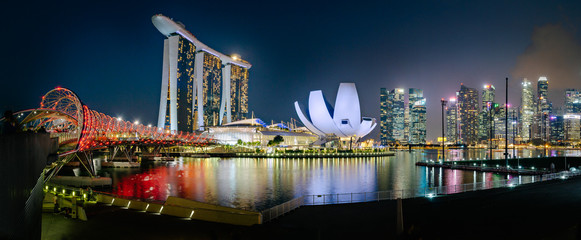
564, 114, 581, 119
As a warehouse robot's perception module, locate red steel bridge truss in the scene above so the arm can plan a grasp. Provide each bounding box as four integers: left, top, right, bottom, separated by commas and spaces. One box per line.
6, 87, 214, 179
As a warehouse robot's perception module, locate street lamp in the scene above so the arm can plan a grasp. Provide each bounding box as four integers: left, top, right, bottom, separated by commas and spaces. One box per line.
512, 109, 516, 158
441, 98, 447, 162
504, 77, 509, 168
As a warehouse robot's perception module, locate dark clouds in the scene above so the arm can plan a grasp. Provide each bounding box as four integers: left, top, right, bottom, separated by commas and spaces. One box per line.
511, 24, 581, 108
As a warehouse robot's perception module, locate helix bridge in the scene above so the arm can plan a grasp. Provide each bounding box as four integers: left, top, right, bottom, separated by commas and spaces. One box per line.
2, 87, 214, 181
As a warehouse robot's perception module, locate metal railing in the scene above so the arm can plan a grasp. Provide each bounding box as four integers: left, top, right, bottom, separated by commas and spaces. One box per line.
260, 196, 305, 223
260, 170, 581, 223
302, 179, 512, 206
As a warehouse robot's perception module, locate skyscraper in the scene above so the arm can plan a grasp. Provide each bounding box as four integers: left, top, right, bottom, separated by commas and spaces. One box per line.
537, 76, 550, 113
478, 84, 495, 142
494, 105, 506, 141
565, 89, 581, 114
409, 88, 426, 144
535, 76, 550, 140
390, 89, 406, 143
379, 88, 388, 146
564, 114, 581, 142
404, 106, 410, 143
458, 84, 479, 145
481, 84, 495, 107
152, 14, 252, 132
380, 88, 405, 145
564, 89, 581, 142
446, 96, 459, 144
520, 79, 534, 142
550, 115, 564, 143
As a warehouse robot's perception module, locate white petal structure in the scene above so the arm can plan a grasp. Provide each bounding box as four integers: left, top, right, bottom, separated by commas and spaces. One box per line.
294, 83, 376, 140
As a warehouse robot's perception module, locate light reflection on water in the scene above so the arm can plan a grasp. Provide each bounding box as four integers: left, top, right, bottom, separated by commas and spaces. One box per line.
101, 149, 581, 210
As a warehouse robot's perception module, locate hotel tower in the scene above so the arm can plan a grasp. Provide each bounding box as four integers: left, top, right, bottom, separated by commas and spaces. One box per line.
152, 14, 251, 132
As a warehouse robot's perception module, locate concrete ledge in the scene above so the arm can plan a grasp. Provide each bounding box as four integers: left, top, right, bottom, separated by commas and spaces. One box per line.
96, 194, 114, 204
50, 176, 112, 187
101, 162, 140, 168
145, 203, 163, 213
127, 201, 149, 211
111, 198, 130, 208
165, 196, 255, 214
191, 208, 261, 226
161, 205, 194, 218
165, 196, 261, 225
94, 194, 261, 226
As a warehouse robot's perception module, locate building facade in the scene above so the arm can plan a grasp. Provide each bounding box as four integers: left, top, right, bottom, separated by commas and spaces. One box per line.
380, 88, 405, 145
153, 14, 252, 133
550, 115, 565, 144
520, 79, 534, 142
478, 85, 495, 142
208, 118, 318, 147
458, 84, 479, 145
446, 96, 459, 144
564, 114, 581, 142
379, 87, 425, 145
408, 88, 426, 144
379, 88, 388, 146
565, 89, 581, 114
535, 76, 551, 141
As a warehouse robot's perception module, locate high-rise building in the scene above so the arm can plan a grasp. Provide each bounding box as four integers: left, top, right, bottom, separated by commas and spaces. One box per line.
564, 114, 581, 142
446, 96, 459, 144
481, 84, 495, 107
520, 79, 534, 142
507, 106, 519, 144
565, 89, 581, 114
202, 54, 223, 127
380, 88, 406, 145
537, 76, 550, 113
153, 14, 252, 132
535, 76, 551, 141
550, 114, 564, 144
389, 89, 406, 143
230, 64, 250, 122
379, 88, 388, 146
494, 105, 506, 141
458, 84, 479, 145
564, 89, 581, 142
408, 88, 426, 144
403, 106, 410, 143
478, 84, 495, 142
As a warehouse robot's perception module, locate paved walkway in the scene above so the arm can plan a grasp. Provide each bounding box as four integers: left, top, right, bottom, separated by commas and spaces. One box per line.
43, 176, 581, 239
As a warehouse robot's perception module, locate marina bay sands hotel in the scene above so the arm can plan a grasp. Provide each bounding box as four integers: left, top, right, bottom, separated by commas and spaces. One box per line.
152, 14, 251, 132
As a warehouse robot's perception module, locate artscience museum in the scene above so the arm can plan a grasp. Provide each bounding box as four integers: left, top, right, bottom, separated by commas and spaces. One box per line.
294, 83, 376, 144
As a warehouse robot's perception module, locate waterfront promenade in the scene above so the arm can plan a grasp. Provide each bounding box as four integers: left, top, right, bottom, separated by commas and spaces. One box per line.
43, 175, 581, 239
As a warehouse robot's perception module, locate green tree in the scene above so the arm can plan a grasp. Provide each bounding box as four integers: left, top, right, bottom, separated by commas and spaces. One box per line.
268, 135, 284, 146
273, 135, 284, 144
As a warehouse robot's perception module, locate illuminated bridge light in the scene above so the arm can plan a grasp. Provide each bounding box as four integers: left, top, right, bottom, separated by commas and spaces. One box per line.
13, 87, 215, 169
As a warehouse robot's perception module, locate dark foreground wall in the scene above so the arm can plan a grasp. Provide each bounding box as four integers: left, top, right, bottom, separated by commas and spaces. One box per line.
0, 132, 57, 239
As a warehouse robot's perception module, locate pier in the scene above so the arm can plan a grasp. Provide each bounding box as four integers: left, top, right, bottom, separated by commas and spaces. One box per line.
416, 156, 581, 175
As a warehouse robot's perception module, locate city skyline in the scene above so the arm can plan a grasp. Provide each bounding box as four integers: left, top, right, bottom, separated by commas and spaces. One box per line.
2, 1, 581, 141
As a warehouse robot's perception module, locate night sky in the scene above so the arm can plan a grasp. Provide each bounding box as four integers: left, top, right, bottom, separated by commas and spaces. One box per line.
2, 0, 581, 141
